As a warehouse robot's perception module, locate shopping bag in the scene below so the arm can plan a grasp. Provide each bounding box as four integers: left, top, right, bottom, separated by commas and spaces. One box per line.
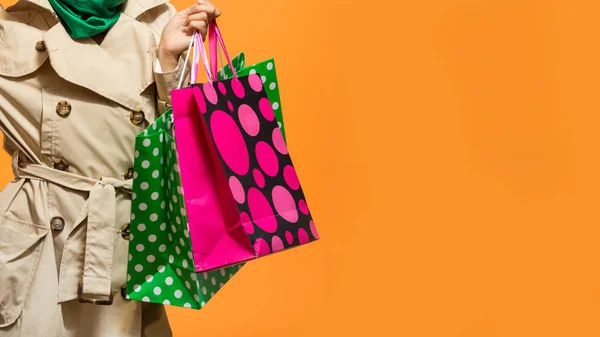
171, 21, 319, 272
218, 52, 287, 142
125, 99, 241, 308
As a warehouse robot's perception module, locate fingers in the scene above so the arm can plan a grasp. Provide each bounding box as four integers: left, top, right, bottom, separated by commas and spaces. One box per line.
183, 20, 208, 38
187, 2, 221, 21
184, 12, 208, 28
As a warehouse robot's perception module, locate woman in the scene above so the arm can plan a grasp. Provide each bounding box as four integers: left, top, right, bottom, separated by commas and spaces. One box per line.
0, 0, 218, 336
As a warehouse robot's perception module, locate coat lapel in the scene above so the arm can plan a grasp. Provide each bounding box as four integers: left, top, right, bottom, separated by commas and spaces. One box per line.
42, 13, 156, 111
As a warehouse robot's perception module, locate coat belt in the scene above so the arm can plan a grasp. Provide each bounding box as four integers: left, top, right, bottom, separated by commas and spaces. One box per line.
11, 150, 132, 303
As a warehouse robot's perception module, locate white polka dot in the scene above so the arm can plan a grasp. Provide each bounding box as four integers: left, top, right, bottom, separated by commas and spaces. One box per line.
176, 217, 181, 225
175, 246, 180, 255
141, 160, 150, 169
267, 62, 273, 70
161, 201, 166, 209
161, 179, 165, 187
151, 192, 159, 200
169, 255, 174, 263
139, 203, 147, 211
132, 193, 137, 201
160, 223, 166, 231
152, 170, 159, 178
174, 164, 179, 173
130, 233, 134, 240
168, 233, 173, 241
127, 274, 131, 281
140, 182, 149, 190
182, 259, 188, 268
134, 284, 141, 292
150, 214, 158, 222
194, 294, 200, 302
128, 254, 132, 261
159, 133, 164, 142
163, 299, 170, 305
172, 195, 177, 203
183, 303, 192, 308
145, 275, 153, 282
249, 69, 257, 75
190, 272, 196, 280
211, 277, 216, 285
137, 223, 146, 231
180, 238, 185, 246
174, 290, 183, 298
159, 244, 166, 252
135, 150, 140, 158
153, 148, 159, 156
203, 272, 208, 280
201, 301, 206, 307
202, 286, 207, 295
154, 287, 162, 295
158, 265, 166, 273
210, 292, 215, 297
278, 121, 283, 128
176, 268, 182, 276
272, 102, 279, 110
147, 255, 155, 263
148, 234, 157, 242
220, 269, 226, 276
170, 173, 175, 182
220, 283, 224, 288
152, 123, 157, 130
261, 75, 267, 83
136, 244, 144, 252
177, 186, 183, 194
135, 264, 143, 272
229, 273, 234, 279
160, 157, 164, 165
165, 277, 173, 285
185, 281, 191, 289
171, 225, 177, 233
184, 229, 190, 238
143, 139, 151, 147
169, 203, 174, 212
269, 82, 277, 90
142, 296, 150, 302
181, 208, 187, 216
133, 171, 138, 179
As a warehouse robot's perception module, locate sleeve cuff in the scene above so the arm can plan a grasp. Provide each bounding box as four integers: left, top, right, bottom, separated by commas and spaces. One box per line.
154, 51, 190, 114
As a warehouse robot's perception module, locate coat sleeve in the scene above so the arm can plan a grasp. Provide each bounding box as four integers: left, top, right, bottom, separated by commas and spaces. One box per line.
153, 3, 190, 114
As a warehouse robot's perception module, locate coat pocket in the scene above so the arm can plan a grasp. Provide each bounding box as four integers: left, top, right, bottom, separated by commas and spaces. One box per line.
0, 180, 49, 327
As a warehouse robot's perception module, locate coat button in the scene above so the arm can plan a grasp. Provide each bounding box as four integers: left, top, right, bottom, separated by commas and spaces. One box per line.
124, 167, 134, 180
56, 101, 71, 117
53, 159, 69, 171
120, 223, 131, 240
130, 110, 145, 126
35, 40, 46, 52
50, 216, 65, 231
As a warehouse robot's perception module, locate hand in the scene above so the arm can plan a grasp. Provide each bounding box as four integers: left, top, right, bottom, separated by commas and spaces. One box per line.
157, 1, 221, 72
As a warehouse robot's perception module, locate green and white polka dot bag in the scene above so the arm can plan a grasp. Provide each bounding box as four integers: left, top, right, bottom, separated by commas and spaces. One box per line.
125, 107, 243, 309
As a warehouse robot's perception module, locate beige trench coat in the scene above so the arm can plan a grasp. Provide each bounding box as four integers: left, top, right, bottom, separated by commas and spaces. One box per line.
0, 0, 190, 336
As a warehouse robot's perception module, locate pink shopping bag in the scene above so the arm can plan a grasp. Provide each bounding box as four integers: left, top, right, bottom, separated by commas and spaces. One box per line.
171, 22, 319, 272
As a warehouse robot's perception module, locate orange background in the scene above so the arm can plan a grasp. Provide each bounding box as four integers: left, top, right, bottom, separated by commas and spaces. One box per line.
3, 0, 600, 336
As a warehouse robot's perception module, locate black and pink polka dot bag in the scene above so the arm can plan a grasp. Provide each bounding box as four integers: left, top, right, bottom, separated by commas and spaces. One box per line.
170, 22, 319, 272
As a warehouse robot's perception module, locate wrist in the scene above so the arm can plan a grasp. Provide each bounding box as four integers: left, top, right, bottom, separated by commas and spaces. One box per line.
157, 45, 179, 73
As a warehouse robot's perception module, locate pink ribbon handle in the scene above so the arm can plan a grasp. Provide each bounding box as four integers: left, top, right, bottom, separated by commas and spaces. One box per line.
178, 31, 213, 88
209, 20, 238, 80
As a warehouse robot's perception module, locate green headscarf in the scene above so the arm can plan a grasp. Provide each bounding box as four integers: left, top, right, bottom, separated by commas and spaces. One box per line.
47, 0, 125, 39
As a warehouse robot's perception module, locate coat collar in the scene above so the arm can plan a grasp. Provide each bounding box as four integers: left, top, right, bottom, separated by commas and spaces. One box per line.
24, 0, 170, 19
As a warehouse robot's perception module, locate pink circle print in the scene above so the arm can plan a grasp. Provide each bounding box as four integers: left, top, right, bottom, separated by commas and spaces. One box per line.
254, 238, 271, 257
240, 212, 253, 235
285, 231, 294, 245
258, 97, 275, 121
238, 104, 260, 136
298, 199, 309, 215
210, 111, 249, 175
253, 169, 265, 188
256, 141, 279, 177
247, 188, 277, 233
310, 221, 319, 240
193, 87, 207, 114
283, 165, 300, 190
272, 185, 298, 223
248, 73, 263, 92
203, 82, 218, 104
228, 176, 245, 204
271, 236, 284, 252
272, 127, 288, 155
231, 78, 246, 98
298, 228, 309, 244
227, 101, 234, 111
218, 81, 227, 95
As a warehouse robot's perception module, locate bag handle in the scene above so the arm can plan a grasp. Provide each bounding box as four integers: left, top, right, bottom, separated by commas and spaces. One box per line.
209, 20, 238, 81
